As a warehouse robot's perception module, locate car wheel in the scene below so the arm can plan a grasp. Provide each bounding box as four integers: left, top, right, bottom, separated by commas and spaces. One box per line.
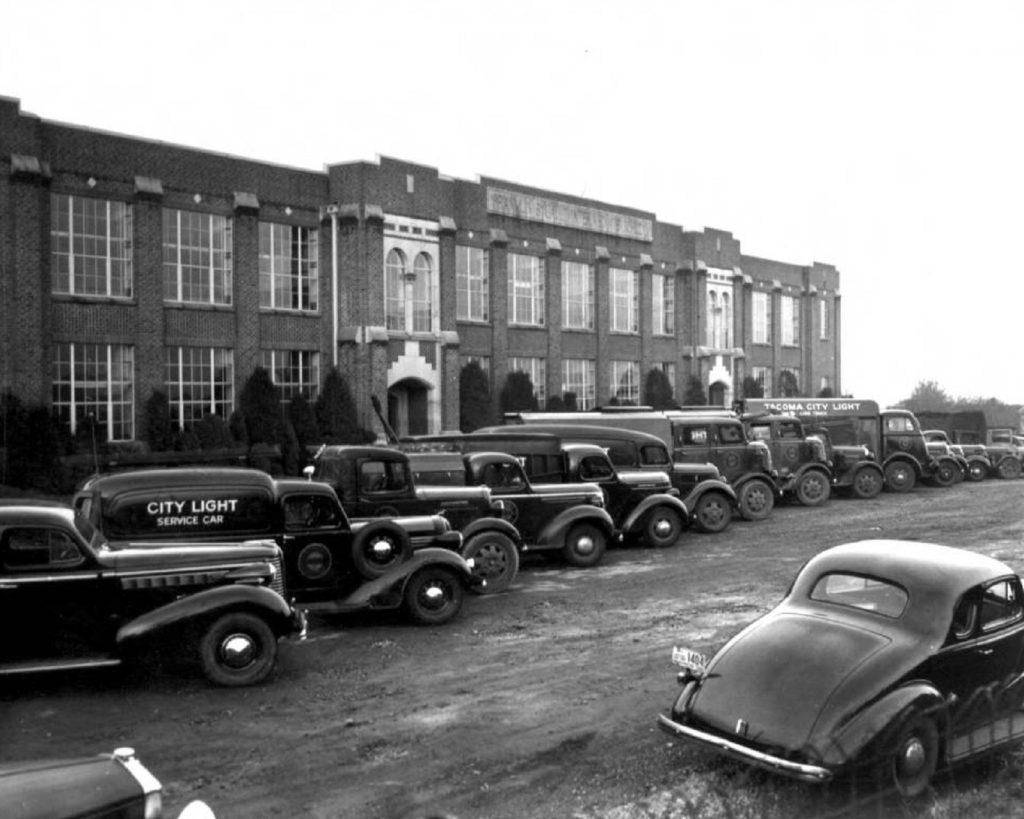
462, 531, 520, 594
562, 522, 607, 568
199, 612, 278, 687
884, 713, 939, 798
930, 459, 958, 487
966, 461, 987, 482
851, 467, 883, 499
884, 461, 916, 493
643, 506, 683, 548
693, 491, 732, 533
351, 522, 411, 579
737, 479, 774, 521
403, 567, 464, 626
795, 471, 830, 507
997, 457, 1023, 479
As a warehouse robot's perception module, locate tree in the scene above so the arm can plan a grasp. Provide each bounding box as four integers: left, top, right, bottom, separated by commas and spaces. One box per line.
562, 392, 578, 412
545, 395, 566, 411
315, 367, 373, 443
897, 380, 955, 413
143, 390, 174, 451
777, 369, 800, 398
238, 367, 284, 446
288, 395, 320, 452
500, 371, 539, 413
741, 375, 764, 399
681, 375, 708, 406
643, 368, 677, 410
459, 361, 494, 432
817, 385, 835, 398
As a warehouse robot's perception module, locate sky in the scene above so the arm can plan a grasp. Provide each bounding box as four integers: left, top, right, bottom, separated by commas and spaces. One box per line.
3, 0, 1022, 407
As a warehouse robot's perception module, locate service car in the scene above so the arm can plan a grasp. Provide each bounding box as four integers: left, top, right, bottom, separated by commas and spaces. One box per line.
658, 540, 1024, 797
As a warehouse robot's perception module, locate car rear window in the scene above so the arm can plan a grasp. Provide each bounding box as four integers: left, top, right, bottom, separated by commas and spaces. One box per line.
809, 572, 909, 618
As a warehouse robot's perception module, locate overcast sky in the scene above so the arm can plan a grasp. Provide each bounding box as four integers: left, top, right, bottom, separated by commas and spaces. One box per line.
4, 0, 1022, 407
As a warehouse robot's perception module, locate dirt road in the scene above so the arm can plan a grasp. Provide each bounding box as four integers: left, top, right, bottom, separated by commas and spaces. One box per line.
3, 480, 1023, 818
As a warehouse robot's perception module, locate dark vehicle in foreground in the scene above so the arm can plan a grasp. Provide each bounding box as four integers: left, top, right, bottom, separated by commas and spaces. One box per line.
307, 445, 521, 593
0, 501, 303, 686
472, 423, 738, 534
408, 450, 616, 568
1, 747, 214, 819
658, 540, 1024, 797
74, 468, 477, 625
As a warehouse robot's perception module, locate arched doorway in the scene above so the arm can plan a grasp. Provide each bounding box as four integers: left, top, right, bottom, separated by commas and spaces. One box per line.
709, 381, 728, 407
388, 377, 431, 437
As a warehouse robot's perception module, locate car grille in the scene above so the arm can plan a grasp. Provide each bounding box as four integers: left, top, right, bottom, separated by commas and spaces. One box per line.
270, 554, 285, 596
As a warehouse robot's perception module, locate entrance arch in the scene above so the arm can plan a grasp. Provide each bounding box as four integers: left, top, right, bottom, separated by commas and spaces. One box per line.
388, 377, 432, 437
709, 381, 728, 407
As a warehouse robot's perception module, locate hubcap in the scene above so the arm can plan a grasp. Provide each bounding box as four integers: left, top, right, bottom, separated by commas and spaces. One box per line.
220, 633, 257, 669
574, 535, 595, 556
371, 539, 395, 563
420, 582, 449, 611
653, 518, 673, 538
898, 737, 926, 777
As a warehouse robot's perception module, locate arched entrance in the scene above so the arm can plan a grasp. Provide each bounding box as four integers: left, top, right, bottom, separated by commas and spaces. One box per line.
388, 377, 431, 437
709, 381, 728, 407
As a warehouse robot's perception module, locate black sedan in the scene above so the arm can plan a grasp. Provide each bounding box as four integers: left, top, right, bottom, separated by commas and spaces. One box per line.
658, 539, 1024, 797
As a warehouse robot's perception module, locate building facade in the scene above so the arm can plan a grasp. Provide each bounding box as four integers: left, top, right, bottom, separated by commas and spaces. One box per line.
0, 95, 841, 441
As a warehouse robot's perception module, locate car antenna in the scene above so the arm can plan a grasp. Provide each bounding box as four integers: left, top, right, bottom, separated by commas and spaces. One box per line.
370, 395, 400, 444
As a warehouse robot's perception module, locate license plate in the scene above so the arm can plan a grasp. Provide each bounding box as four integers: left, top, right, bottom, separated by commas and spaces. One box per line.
671, 646, 708, 674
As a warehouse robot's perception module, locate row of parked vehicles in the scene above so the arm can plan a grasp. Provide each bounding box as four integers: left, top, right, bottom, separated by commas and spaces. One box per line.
1, 396, 1020, 693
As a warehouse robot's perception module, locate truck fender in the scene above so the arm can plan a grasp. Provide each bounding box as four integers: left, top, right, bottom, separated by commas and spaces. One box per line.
536, 505, 616, 548
460, 516, 522, 545
679, 479, 738, 516
620, 493, 690, 536
818, 682, 946, 767
731, 472, 780, 496
339, 548, 476, 608
882, 453, 922, 478
116, 584, 295, 647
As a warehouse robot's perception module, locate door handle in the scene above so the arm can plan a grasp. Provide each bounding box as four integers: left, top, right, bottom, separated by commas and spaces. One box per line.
979, 648, 994, 656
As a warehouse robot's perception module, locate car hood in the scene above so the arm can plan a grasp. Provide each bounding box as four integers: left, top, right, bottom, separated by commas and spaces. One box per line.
687, 611, 901, 753
99, 539, 279, 571
616, 470, 672, 491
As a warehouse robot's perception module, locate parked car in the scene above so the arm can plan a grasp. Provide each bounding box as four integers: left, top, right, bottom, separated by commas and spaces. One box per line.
658, 540, 1024, 797
923, 429, 990, 482
0, 747, 214, 819
73, 468, 478, 625
0, 500, 304, 686
307, 445, 522, 594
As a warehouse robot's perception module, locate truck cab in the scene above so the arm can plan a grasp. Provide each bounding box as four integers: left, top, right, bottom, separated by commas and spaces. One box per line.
740, 413, 832, 506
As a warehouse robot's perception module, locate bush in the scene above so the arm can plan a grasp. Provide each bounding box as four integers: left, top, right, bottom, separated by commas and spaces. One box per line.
239, 367, 284, 446
682, 375, 708, 406
194, 414, 234, 450
144, 390, 174, 451
644, 368, 677, 410
459, 361, 494, 431
500, 371, 539, 413
316, 367, 374, 443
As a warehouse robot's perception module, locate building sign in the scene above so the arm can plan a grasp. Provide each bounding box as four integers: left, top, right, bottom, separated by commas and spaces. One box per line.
486, 187, 653, 241
747, 398, 880, 417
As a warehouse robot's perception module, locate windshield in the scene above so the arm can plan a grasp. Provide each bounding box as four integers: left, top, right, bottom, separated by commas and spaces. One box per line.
809, 572, 908, 618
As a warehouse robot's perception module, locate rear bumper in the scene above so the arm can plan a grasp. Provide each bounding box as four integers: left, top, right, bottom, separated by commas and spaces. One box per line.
656, 713, 832, 784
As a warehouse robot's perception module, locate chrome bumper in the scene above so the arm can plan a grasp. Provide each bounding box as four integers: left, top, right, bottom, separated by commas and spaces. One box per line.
657, 713, 833, 783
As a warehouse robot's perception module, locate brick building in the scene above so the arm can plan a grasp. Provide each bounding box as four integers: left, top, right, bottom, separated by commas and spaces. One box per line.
0, 94, 841, 441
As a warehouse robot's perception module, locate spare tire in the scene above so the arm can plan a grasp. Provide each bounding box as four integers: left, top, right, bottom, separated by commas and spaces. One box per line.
351, 521, 412, 579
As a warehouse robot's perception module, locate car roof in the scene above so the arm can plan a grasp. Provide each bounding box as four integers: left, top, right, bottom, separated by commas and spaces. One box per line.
790, 540, 1013, 637
0, 502, 77, 526
77, 467, 276, 494
476, 423, 667, 447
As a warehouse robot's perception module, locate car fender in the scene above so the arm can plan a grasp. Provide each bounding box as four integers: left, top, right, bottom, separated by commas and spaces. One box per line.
731, 472, 780, 496
620, 493, 690, 535
882, 453, 922, 478
818, 682, 946, 767
679, 479, 738, 514
779, 463, 831, 492
340, 548, 477, 608
116, 584, 296, 647
460, 516, 522, 545
536, 505, 616, 547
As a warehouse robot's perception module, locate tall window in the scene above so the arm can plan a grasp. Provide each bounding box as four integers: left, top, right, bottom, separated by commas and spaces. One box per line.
609, 268, 638, 333
456, 246, 489, 322
460, 354, 491, 375
508, 356, 546, 406
261, 350, 321, 402
659, 362, 677, 395
165, 347, 234, 428
819, 299, 831, 340
751, 366, 772, 397
163, 209, 232, 305
611, 360, 640, 405
820, 375, 831, 394
652, 273, 675, 335
508, 254, 544, 325
385, 249, 432, 332
779, 366, 801, 396
753, 292, 772, 344
259, 223, 318, 311
562, 261, 594, 330
51, 195, 133, 297
707, 288, 733, 348
562, 359, 596, 410
52, 343, 134, 441
781, 295, 800, 346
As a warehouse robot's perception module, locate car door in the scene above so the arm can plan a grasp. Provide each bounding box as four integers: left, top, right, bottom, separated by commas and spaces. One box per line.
279, 492, 356, 599
0, 524, 110, 664
672, 423, 713, 468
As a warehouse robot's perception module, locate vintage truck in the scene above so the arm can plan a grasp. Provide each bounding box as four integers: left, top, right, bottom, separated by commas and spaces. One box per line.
0, 499, 304, 686
307, 444, 522, 594
73, 468, 478, 625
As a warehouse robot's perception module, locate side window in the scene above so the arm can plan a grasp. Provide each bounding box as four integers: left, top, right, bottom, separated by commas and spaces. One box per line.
979, 579, 1023, 633
778, 422, 802, 439
484, 462, 527, 490
640, 444, 670, 466
359, 461, 410, 494
679, 426, 708, 446
1, 527, 83, 570
579, 456, 615, 481
749, 425, 771, 442
602, 442, 634, 467
718, 424, 743, 444
949, 593, 978, 641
